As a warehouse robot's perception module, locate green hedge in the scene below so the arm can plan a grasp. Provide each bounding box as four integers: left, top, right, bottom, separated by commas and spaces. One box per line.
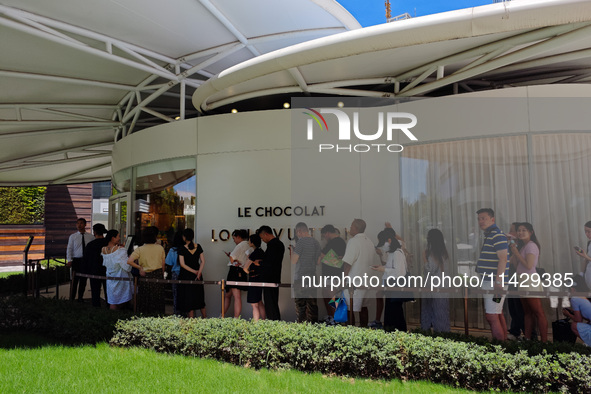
413, 328, 591, 357
0, 266, 70, 295
0, 295, 132, 344
111, 317, 591, 392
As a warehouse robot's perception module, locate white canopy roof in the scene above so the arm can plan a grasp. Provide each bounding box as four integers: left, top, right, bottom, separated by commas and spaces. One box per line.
193, 0, 591, 112
0, 0, 359, 185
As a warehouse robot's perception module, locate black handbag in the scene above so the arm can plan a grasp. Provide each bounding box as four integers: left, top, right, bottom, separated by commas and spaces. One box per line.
552, 318, 577, 343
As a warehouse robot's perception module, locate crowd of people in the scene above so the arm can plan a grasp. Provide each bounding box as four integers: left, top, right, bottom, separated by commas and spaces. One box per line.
65, 213, 591, 345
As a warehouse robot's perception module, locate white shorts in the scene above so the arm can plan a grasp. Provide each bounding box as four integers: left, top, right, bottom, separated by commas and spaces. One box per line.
482, 279, 506, 314
346, 289, 371, 312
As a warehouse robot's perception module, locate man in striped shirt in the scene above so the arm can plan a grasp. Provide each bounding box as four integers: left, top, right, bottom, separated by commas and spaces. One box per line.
476, 208, 509, 341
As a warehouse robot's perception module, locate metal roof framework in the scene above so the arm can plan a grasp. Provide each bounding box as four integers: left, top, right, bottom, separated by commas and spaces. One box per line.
0, 0, 359, 185
193, 0, 591, 112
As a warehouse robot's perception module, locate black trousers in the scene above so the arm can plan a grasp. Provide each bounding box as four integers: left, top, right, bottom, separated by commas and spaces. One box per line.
264, 287, 281, 320
90, 278, 108, 307
71, 258, 87, 301
384, 298, 407, 331
507, 296, 525, 337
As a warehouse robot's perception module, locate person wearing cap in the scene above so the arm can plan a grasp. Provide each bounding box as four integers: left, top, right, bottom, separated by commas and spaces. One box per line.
83, 223, 110, 308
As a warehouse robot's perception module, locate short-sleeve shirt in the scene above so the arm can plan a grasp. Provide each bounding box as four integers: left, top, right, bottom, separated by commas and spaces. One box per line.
178, 244, 204, 271
342, 233, 379, 279
476, 224, 509, 279
293, 236, 321, 280
248, 248, 265, 279
321, 237, 346, 276
571, 297, 591, 321
130, 243, 165, 272
516, 241, 539, 275
165, 247, 181, 275
229, 240, 251, 267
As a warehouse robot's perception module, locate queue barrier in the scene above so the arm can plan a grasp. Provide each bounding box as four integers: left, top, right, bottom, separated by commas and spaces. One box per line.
69, 271, 584, 334
24, 257, 68, 299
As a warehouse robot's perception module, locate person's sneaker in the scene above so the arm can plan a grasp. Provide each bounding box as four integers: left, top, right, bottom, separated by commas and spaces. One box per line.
323, 316, 336, 326
507, 333, 520, 341
368, 320, 383, 329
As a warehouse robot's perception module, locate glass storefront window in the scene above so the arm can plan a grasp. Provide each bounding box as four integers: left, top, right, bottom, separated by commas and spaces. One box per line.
112, 167, 132, 193
133, 158, 196, 248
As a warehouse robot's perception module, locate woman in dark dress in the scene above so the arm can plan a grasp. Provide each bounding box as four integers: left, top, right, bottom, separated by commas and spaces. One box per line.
178, 228, 206, 318
243, 233, 266, 321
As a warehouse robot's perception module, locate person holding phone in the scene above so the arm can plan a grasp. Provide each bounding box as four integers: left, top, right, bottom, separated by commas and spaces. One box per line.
574, 221, 591, 289
509, 222, 547, 342
420, 228, 450, 333
224, 229, 251, 318
475, 208, 509, 341
243, 233, 266, 321
371, 234, 408, 332
178, 228, 206, 318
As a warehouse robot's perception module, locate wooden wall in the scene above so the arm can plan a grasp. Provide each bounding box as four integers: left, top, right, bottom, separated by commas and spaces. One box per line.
44, 184, 92, 258
0, 225, 45, 265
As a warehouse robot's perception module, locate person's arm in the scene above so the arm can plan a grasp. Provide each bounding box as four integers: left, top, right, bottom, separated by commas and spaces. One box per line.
179, 254, 199, 277
576, 247, 591, 273
197, 253, 205, 279
509, 243, 519, 268
563, 308, 583, 322
575, 248, 591, 261
317, 253, 325, 265
66, 234, 74, 266
161, 251, 166, 273
343, 262, 351, 275
291, 252, 300, 265
243, 259, 253, 273
495, 249, 508, 288
127, 250, 146, 277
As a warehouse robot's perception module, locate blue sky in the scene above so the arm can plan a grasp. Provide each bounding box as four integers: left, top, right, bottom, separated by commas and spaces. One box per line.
338, 0, 492, 26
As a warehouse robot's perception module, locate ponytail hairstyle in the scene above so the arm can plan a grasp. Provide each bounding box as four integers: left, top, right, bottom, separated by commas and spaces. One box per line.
426, 228, 449, 268
105, 229, 119, 244
517, 222, 540, 251
182, 228, 195, 250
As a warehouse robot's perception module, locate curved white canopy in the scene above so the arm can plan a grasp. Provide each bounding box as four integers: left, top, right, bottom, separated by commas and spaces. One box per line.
192, 0, 591, 112
0, 0, 359, 185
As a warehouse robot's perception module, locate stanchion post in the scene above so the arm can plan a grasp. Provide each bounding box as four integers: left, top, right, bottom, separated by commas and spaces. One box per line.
45, 259, 50, 294
220, 279, 226, 318
55, 265, 60, 299
464, 286, 469, 336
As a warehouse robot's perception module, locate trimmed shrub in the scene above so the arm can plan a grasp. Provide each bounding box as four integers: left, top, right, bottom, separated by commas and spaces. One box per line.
111, 317, 591, 393
413, 328, 591, 357
0, 266, 70, 295
0, 295, 132, 344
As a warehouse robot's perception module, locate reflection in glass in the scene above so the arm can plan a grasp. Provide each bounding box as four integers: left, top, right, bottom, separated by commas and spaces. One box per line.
134, 166, 196, 249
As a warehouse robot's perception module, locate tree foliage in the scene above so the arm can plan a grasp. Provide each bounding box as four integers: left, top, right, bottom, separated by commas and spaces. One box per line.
0, 187, 46, 224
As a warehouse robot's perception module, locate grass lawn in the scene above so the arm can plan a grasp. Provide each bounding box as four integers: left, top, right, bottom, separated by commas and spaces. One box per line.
0, 271, 20, 279
0, 336, 468, 393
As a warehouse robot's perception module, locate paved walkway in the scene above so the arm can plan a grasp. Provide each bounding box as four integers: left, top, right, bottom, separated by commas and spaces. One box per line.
0, 265, 22, 273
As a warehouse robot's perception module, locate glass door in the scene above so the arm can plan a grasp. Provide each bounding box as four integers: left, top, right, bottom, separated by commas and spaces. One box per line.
108, 192, 131, 244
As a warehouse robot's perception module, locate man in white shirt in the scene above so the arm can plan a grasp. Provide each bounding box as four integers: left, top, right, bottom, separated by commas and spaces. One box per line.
342, 218, 379, 327
67, 217, 94, 302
